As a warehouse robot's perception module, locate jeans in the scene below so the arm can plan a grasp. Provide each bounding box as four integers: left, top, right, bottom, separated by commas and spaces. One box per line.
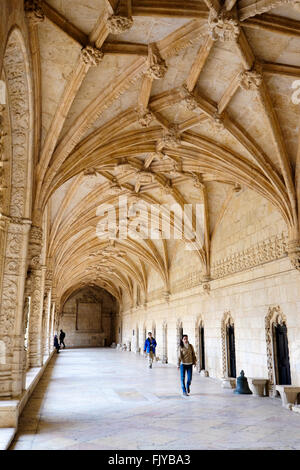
147, 351, 154, 366
180, 364, 193, 393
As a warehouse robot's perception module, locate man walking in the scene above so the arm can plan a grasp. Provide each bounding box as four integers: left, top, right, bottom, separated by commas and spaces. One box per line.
59, 329, 66, 349
144, 332, 157, 369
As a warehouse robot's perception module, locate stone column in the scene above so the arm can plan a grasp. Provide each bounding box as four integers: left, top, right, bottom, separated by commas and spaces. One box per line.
27, 226, 46, 368
0, 214, 31, 398
42, 283, 51, 358
49, 301, 55, 354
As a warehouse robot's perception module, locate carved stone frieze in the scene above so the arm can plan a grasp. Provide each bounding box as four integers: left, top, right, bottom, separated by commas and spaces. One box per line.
81, 46, 104, 66
208, 10, 240, 42
106, 15, 133, 34
211, 232, 288, 279
145, 44, 168, 80
24, 0, 45, 24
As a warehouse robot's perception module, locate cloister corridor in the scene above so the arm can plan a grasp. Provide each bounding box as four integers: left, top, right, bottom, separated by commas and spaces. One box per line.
9, 348, 300, 451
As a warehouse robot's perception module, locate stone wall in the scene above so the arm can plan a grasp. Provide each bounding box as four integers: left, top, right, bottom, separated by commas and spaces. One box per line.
118, 188, 300, 387
60, 286, 117, 348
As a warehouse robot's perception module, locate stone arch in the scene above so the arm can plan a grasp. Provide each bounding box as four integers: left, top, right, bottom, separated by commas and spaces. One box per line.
265, 305, 291, 396
221, 311, 235, 378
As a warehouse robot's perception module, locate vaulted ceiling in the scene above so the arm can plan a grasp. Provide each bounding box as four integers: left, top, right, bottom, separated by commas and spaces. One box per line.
25, 0, 300, 306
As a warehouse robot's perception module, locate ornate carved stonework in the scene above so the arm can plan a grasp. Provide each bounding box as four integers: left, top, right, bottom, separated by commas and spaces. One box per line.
136, 107, 154, 127
211, 113, 225, 131
211, 232, 288, 279
106, 15, 133, 34
158, 126, 181, 150
179, 84, 199, 112
24, 0, 45, 24
265, 306, 287, 396
81, 46, 104, 66
145, 44, 168, 80
4, 33, 30, 219
239, 69, 263, 91
208, 10, 240, 42
287, 239, 300, 272
221, 312, 234, 377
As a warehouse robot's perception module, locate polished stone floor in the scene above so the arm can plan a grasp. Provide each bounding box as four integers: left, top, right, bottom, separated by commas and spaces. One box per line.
10, 348, 300, 450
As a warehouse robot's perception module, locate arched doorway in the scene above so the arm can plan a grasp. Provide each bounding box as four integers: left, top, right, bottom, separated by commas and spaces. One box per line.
162, 321, 168, 364
221, 312, 236, 379
227, 322, 236, 378
266, 306, 291, 396
195, 318, 205, 373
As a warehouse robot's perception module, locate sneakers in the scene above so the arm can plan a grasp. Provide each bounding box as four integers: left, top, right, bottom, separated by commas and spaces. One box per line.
182, 391, 188, 397
187, 385, 190, 394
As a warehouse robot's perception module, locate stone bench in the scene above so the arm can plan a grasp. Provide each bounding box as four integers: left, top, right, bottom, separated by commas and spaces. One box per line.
221, 377, 236, 389
248, 378, 268, 397
276, 385, 300, 409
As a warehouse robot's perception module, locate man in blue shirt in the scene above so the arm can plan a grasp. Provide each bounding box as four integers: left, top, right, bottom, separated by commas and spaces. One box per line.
144, 332, 157, 369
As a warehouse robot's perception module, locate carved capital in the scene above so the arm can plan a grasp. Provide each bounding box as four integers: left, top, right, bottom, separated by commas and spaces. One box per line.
136, 106, 154, 127
81, 46, 104, 66
179, 84, 199, 111
208, 10, 240, 42
287, 239, 300, 271
145, 44, 168, 80
157, 126, 181, 150
212, 112, 225, 131
106, 15, 133, 34
239, 68, 263, 91
24, 0, 45, 24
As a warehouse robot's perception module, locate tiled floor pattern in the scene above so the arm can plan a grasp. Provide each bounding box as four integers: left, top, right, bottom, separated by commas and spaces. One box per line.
10, 348, 300, 450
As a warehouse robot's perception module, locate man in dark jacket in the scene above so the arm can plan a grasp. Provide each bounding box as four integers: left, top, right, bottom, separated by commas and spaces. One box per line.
144, 332, 157, 369
59, 329, 66, 349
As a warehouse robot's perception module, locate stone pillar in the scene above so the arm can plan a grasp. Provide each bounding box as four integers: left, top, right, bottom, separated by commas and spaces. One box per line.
42, 289, 51, 358
48, 301, 55, 354
42, 269, 52, 358
0, 214, 31, 398
27, 226, 46, 368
